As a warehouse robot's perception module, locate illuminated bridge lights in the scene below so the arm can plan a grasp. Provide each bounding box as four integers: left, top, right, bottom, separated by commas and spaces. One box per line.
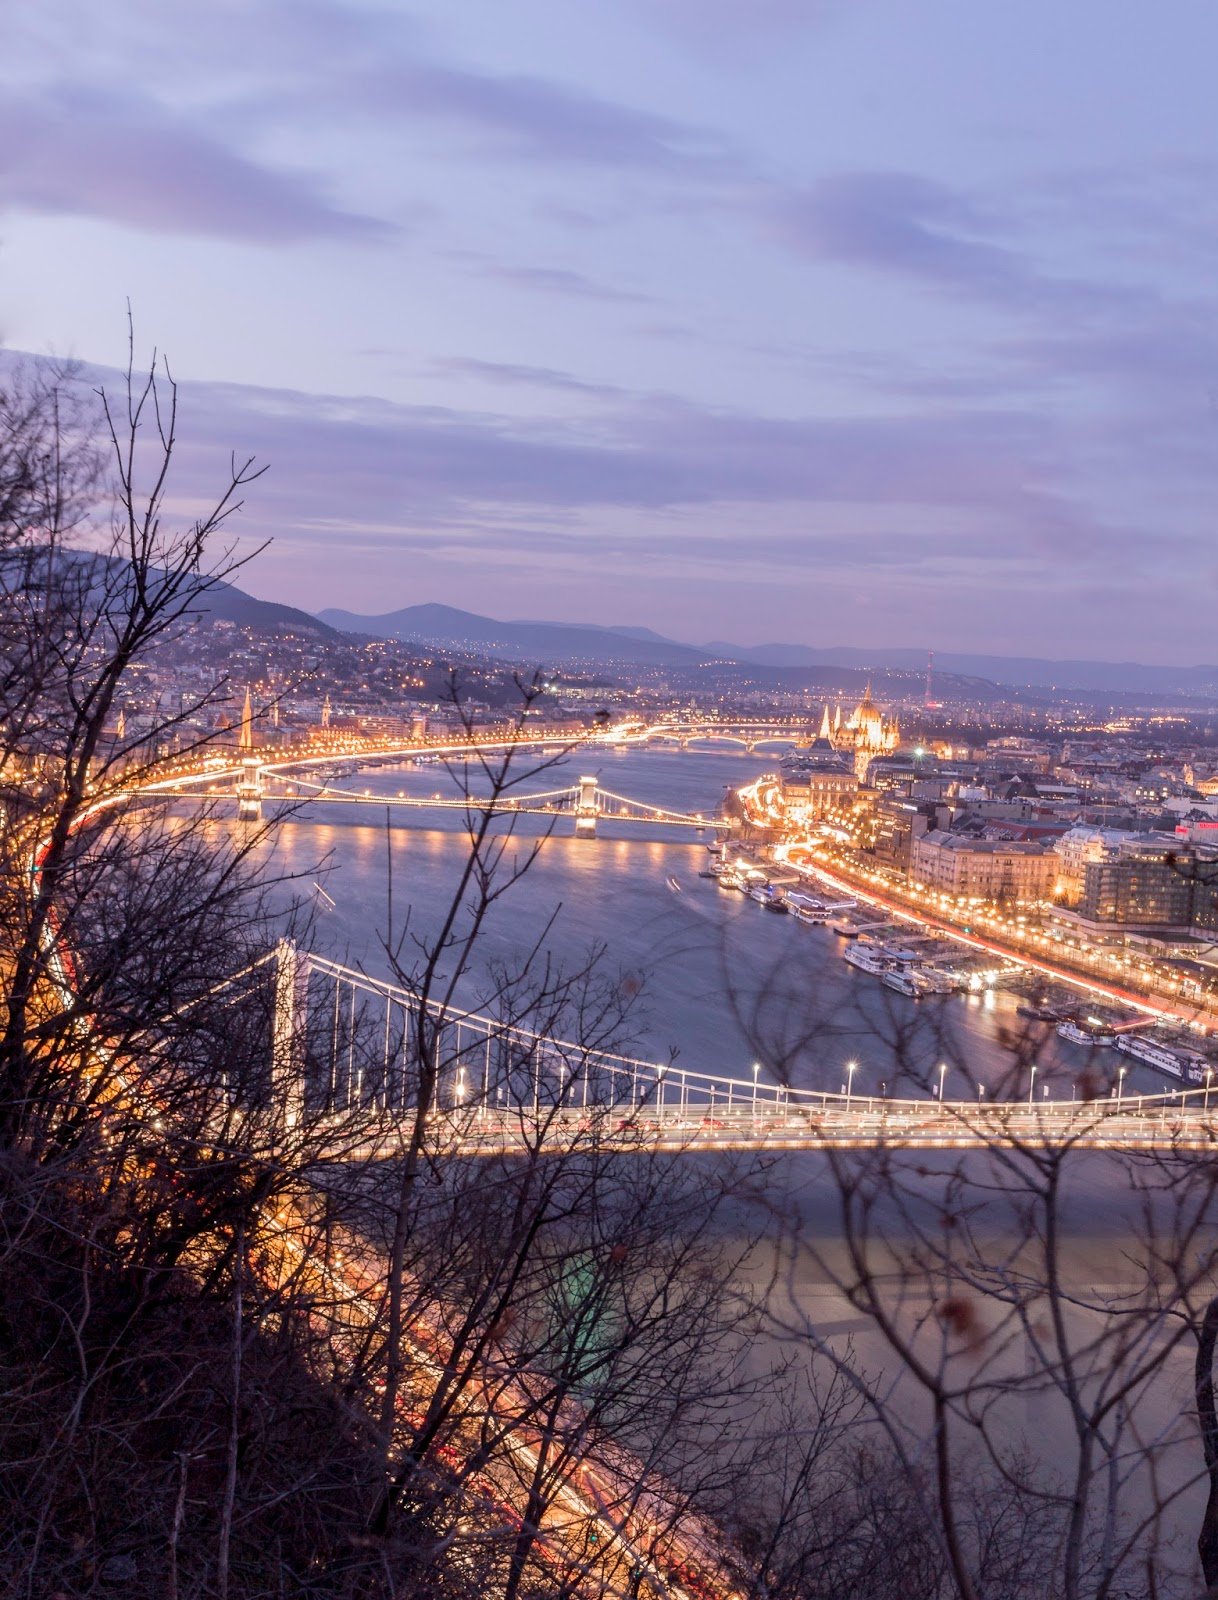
278, 949, 1218, 1159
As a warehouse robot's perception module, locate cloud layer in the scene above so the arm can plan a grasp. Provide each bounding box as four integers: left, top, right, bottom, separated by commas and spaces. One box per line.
2, 0, 1217, 658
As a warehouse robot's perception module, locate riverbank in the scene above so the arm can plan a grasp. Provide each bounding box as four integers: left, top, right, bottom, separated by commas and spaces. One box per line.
773, 841, 1218, 1033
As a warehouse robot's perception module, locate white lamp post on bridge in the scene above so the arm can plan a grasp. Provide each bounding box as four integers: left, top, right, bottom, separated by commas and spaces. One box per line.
846, 1060, 858, 1112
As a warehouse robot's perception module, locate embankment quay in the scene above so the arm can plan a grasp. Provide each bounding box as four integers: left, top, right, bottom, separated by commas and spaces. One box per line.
771, 840, 1218, 1030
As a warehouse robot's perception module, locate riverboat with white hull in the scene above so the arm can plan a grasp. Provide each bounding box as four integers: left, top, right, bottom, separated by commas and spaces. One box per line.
881, 969, 924, 997
1057, 1018, 1116, 1049
1114, 1033, 1207, 1085
843, 945, 894, 976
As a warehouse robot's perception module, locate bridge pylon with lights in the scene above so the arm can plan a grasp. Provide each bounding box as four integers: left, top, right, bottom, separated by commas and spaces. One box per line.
575, 774, 599, 835
236, 758, 263, 821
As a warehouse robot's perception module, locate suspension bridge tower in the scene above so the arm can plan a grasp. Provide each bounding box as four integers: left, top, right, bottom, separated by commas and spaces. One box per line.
575, 774, 600, 836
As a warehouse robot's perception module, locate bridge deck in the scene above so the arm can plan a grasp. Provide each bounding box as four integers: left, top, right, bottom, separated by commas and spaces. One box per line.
334, 1102, 1218, 1159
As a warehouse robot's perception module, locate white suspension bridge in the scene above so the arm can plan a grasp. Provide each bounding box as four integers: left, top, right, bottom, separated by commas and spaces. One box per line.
225, 942, 1218, 1158
141, 764, 722, 833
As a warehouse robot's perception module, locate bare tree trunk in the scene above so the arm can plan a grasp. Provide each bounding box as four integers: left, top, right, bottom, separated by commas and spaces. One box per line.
167, 1451, 191, 1600
217, 1225, 244, 1600
1196, 1294, 1218, 1585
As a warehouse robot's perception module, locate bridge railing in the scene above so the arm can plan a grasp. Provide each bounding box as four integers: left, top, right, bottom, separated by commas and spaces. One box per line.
274, 949, 1218, 1136
185, 944, 1218, 1146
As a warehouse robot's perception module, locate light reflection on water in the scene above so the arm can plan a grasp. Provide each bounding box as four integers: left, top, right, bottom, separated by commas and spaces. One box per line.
256, 745, 1141, 1099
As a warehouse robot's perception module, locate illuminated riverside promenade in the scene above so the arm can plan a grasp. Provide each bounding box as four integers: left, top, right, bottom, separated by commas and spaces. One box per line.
136, 712, 819, 792
776, 842, 1218, 1032
729, 776, 1218, 1032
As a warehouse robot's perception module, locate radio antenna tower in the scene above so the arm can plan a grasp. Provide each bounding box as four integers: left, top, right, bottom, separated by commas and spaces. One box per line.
924, 649, 935, 709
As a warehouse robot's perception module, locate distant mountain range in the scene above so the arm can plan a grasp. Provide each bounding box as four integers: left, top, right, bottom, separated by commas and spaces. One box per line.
313, 602, 1218, 698
198, 574, 338, 637
703, 643, 1218, 695
316, 604, 707, 668
60, 549, 339, 639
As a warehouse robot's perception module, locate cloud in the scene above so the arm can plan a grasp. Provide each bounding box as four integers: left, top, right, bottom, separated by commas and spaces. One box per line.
13, 324, 1205, 606
766, 170, 1164, 329
101, 365, 1121, 578
0, 84, 391, 244
433, 358, 623, 396
14, 347, 1203, 657
363, 61, 741, 179
622, 0, 849, 56
771, 173, 1030, 295
453, 256, 653, 305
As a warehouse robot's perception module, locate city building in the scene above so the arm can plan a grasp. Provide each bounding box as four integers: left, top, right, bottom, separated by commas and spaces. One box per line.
778, 726, 857, 821
1078, 852, 1195, 930
910, 830, 1060, 903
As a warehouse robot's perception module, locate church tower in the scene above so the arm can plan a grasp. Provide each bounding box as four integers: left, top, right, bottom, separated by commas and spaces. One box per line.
238, 686, 255, 752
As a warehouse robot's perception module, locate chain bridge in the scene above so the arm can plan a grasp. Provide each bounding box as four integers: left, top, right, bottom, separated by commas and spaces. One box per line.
141, 764, 722, 833
227, 943, 1218, 1158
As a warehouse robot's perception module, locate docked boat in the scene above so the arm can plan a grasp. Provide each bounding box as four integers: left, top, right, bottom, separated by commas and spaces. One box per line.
843, 945, 893, 975
787, 892, 838, 924
1114, 1033, 1207, 1085
763, 894, 789, 913
1057, 1018, 1116, 1049
1017, 1003, 1066, 1022
718, 871, 745, 890
881, 969, 922, 997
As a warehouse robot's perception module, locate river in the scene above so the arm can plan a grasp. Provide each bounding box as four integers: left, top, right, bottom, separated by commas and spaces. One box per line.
257, 742, 1144, 1100
255, 740, 1203, 1584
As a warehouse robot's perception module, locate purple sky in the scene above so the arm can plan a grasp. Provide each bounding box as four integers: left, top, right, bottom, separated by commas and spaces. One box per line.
3, 1, 1217, 661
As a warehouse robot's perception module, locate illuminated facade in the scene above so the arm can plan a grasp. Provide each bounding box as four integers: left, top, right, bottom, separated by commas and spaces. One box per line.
828, 684, 901, 780
780, 723, 857, 820
911, 831, 1059, 903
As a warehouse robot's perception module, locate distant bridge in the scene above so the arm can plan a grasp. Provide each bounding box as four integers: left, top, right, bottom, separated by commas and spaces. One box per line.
138, 763, 724, 834
233, 944, 1218, 1158
604, 720, 815, 754
133, 717, 813, 818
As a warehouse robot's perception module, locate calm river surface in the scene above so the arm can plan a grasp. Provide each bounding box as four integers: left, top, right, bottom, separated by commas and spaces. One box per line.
261, 743, 1126, 1099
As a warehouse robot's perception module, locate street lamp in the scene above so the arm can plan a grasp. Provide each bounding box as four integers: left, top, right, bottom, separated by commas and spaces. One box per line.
1028, 1064, 1037, 1109
937, 1062, 947, 1103
1116, 1064, 1126, 1104
1207, 1066, 1213, 1113
752, 1060, 760, 1116
846, 1060, 858, 1111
